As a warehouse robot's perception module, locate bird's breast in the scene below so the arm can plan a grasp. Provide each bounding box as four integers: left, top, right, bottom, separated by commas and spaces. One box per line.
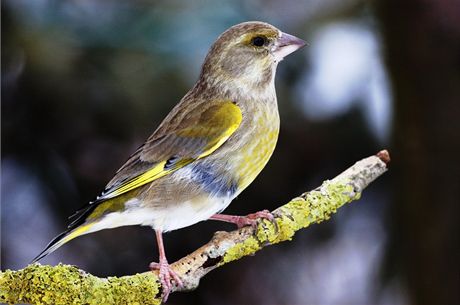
220, 100, 280, 194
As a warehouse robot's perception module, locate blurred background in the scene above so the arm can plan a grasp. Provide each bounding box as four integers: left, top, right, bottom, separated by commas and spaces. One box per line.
2, 0, 459, 304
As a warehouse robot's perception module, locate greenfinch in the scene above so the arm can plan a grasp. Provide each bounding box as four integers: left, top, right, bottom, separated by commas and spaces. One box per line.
33, 21, 305, 300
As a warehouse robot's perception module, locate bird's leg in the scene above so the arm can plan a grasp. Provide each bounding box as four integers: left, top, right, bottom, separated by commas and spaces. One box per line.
149, 230, 183, 302
210, 209, 276, 230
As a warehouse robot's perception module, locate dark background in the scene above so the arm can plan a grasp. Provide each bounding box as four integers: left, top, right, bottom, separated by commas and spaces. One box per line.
2, 1, 459, 304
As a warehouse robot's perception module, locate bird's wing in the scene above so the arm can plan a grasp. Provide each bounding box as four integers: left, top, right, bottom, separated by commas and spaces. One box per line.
99, 100, 242, 200
34, 101, 242, 263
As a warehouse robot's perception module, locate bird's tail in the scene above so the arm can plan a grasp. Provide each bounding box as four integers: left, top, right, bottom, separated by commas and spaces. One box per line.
31, 223, 94, 263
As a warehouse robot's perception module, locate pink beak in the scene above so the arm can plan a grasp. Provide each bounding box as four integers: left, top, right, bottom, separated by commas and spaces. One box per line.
272, 32, 306, 62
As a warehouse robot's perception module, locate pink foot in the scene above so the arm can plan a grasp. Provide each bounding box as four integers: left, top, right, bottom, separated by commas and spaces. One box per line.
211, 209, 276, 230
149, 258, 183, 302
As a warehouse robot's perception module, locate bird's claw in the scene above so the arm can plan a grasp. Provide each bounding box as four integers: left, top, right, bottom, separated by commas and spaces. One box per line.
149, 259, 183, 302
237, 210, 278, 232
211, 210, 278, 233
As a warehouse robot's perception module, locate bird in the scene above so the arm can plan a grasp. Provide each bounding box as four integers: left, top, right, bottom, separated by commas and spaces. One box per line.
32, 21, 306, 301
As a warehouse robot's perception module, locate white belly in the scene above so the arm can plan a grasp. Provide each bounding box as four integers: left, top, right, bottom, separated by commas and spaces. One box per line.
87, 196, 232, 234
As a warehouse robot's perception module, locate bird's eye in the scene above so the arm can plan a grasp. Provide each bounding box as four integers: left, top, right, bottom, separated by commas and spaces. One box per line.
251, 36, 267, 47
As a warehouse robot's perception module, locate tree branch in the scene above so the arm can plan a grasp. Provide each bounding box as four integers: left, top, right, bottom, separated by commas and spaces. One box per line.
0, 150, 390, 305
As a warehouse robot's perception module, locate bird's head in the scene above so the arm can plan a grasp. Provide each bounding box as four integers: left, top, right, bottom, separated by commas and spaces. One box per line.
199, 21, 306, 93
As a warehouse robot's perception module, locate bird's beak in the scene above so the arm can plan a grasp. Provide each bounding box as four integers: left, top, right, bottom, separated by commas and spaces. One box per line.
272, 32, 307, 62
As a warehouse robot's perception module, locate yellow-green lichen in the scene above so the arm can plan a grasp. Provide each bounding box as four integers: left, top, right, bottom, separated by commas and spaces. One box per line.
0, 264, 161, 305
221, 180, 361, 265
222, 236, 261, 264
221, 180, 361, 266
276, 197, 312, 241
303, 180, 360, 224
255, 218, 281, 244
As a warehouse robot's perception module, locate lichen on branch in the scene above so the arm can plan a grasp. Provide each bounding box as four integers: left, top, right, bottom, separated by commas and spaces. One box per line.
0, 264, 162, 305
0, 150, 389, 305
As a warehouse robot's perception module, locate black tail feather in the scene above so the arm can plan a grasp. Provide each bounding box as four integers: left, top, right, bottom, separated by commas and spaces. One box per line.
31, 229, 72, 263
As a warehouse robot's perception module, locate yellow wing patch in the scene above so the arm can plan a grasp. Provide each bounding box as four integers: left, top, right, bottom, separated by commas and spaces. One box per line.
201, 102, 242, 157
108, 161, 167, 197
178, 101, 243, 158
102, 101, 242, 199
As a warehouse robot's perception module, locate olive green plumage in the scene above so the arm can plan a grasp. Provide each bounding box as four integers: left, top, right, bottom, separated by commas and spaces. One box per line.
33, 21, 306, 272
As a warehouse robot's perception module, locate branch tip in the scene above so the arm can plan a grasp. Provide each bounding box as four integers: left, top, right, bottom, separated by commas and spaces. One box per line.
376, 149, 390, 165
